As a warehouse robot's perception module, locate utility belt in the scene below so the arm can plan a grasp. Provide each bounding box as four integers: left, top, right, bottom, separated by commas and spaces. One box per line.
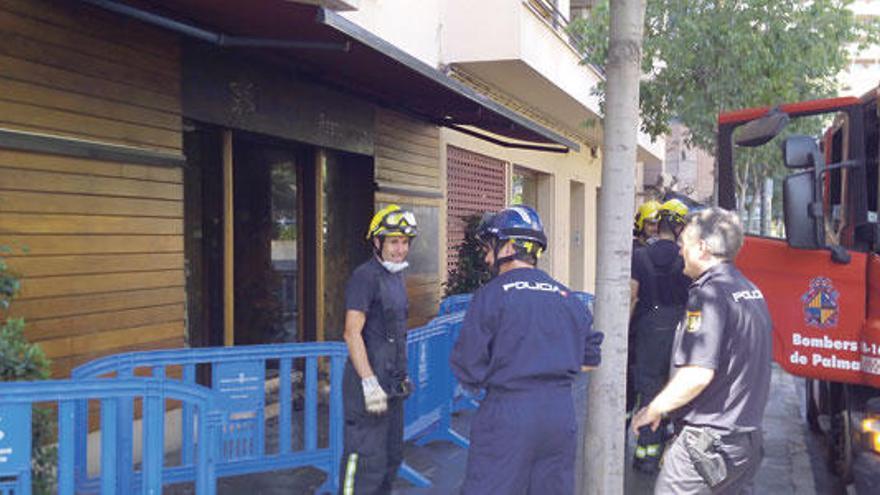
673, 424, 760, 488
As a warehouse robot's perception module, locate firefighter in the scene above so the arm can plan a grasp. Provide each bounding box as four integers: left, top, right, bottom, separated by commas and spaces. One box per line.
633, 200, 662, 249
450, 205, 604, 494
632, 207, 772, 493
627, 199, 662, 422
629, 198, 692, 473
339, 204, 417, 495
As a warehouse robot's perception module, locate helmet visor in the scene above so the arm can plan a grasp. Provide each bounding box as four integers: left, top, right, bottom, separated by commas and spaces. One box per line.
382, 210, 417, 236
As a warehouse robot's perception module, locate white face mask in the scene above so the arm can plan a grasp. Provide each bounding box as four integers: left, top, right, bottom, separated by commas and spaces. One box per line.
381, 260, 409, 273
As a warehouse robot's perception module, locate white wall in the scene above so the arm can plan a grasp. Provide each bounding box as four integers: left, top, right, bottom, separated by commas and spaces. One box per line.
341, 0, 444, 66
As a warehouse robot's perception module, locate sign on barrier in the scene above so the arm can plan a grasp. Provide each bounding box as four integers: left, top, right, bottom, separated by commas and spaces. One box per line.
0, 404, 30, 470
214, 361, 265, 460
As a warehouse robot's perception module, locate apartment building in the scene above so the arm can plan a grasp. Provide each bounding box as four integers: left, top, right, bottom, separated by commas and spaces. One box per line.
0, 0, 662, 376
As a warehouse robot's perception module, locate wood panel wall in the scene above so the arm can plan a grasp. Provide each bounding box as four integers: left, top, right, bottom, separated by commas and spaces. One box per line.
0, 0, 185, 377
375, 110, 441, 192
0, 0, 181, 152
374, 110, 443, 326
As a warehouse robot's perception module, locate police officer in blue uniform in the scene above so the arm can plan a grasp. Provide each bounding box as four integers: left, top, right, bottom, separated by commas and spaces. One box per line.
450, 205, 604, 494
632, 207, 772, 494
340, 205, 417, 495
629, 198, 692, 473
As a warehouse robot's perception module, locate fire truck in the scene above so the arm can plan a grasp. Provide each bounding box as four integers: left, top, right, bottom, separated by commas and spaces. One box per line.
717, 93, 880, 491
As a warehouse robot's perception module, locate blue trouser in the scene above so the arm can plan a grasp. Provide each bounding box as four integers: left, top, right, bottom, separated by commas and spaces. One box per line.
462, 385, 575, 495
339, 362, 405, 495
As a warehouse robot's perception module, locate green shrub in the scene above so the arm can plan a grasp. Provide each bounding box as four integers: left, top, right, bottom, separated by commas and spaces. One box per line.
444, 214, 491, 296
0, 248, 56, 494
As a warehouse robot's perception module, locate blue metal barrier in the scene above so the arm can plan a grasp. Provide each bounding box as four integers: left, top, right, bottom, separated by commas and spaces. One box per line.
72, 343, 347, 495
0, 377, 223, 495
571, 291, 595, 313
440, 311, 483, 413
437, 293, 472, 316
398, 314, 469, 487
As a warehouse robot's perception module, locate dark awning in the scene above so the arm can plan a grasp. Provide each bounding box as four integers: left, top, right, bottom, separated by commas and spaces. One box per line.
83, 0, 578, 152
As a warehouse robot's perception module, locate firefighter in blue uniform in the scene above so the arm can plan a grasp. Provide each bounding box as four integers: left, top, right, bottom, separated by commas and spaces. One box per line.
629, 198, 692, 473
450, 205, 604, 494
339, 205, 417, 495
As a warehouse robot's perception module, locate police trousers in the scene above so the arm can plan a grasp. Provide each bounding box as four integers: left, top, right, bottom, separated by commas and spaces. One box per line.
462, 385, 575, 495
655, 426, 764, 495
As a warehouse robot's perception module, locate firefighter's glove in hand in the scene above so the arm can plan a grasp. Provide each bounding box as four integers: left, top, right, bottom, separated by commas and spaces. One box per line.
362, 376, 388, 414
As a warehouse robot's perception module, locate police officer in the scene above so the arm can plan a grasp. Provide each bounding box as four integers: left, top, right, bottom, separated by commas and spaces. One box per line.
340, 204, 417, 494
629, 198, 692, 473
631, 207, 772, 494
450, 205, 604, 494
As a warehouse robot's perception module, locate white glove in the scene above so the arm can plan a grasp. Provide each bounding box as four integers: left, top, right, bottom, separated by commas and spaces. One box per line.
361, 376, 388, 414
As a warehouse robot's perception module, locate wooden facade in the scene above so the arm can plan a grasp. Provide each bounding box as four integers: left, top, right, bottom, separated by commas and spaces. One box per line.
374, 109, 444, 328
0, 0, 456, 376
0, 0, 184, 377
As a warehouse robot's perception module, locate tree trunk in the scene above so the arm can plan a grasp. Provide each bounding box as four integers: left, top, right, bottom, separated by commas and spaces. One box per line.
763, 177, 774, 235
580, 1, 646, 494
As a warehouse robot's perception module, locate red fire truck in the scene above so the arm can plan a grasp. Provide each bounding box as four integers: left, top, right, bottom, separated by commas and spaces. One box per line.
717, 93, 880, 490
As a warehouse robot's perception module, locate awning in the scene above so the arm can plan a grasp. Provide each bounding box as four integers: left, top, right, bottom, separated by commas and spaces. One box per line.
82, 0, 578, 152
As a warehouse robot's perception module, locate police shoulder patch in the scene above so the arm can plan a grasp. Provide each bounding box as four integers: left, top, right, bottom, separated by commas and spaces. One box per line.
685, 310, 702, 333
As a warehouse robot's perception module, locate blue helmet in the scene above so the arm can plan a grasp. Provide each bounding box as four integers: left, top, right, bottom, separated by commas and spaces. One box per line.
477, 205, 547, 254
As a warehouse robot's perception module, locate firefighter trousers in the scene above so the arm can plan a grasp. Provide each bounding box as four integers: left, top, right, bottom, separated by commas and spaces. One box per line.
339, 395, 404, 495
632, 306, 681, 463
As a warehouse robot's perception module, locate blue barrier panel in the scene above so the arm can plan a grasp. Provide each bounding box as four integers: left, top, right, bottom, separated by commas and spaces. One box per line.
437, 293, 473, 316
0, 377, 223, 495
440, 311, 483, 413
571, 291, 595, 314
72, 343, 347, 495
397, 315, 469, 487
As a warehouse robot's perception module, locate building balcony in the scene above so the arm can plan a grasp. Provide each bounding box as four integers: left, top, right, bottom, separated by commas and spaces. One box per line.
290, 0, 360, 11
442, 0, 662, 164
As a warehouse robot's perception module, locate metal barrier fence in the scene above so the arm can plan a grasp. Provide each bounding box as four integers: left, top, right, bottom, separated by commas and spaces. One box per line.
437, 293, 472, 316
399, 313, 469, 487
6, 291, 591, 493
71, 343, 347, 494
0, 377, 223, 495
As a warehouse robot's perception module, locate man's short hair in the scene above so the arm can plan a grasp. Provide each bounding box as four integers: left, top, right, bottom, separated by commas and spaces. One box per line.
686, 207, 744, 260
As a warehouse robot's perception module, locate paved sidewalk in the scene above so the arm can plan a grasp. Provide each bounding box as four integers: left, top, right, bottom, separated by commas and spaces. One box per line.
196, 364, 831, 494
625, 364, 818, 494
393, 364, 822, 495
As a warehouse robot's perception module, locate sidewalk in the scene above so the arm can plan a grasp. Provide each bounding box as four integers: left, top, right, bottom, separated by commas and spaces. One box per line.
392, 364, 820, 495
625, 364, 817, 494
202, 364, 826, 494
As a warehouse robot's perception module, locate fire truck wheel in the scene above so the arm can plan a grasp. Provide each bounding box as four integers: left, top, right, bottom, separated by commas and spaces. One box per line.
827, 388, 854, 484
805, 379, 821, 434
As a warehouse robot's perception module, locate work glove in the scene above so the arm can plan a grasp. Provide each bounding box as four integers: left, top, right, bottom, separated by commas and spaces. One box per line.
361, 376, 388, 414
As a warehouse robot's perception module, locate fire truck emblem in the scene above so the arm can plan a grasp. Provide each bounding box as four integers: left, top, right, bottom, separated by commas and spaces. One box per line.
801, 277, 839, 328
